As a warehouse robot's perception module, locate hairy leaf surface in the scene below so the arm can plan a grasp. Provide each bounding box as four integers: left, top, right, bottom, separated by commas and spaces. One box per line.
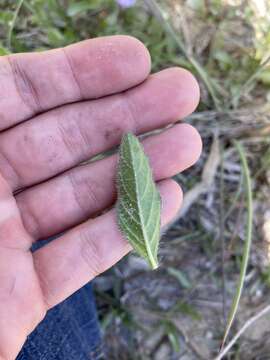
117, 133, 161, 269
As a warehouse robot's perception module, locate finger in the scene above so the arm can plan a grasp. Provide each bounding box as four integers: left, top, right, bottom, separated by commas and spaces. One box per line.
33, 179, 182, 308
17, 124, 202, 240
0, 35, 150, 131
0, 68, 200, 190
0, 174, 45, 360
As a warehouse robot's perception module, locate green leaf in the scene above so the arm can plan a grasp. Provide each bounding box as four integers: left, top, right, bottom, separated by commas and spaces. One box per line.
168, 331, 180, 353
67, 1, 102, 17
175, 301, 201, 321
167, 267, 191, 289
7, 0, 25, 51
0, 43, 10, 55
117, 133, 161, 269
47, 28, 65, 47
163, 321, 181, 353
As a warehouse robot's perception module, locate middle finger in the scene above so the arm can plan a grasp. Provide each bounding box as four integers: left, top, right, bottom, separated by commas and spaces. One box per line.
0, 68, 199, 190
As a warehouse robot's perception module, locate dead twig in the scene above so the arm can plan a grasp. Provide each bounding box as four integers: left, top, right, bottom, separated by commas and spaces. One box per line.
178, 136, 220, 218
214, 304, 270, 360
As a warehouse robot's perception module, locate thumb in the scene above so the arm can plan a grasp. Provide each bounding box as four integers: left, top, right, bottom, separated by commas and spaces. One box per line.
0, 174, 45, 360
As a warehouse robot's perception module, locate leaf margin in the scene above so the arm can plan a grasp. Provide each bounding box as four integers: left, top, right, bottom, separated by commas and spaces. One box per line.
116, 132, 161, 269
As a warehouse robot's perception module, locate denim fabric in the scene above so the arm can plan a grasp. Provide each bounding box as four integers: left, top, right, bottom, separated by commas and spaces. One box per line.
17, 282, 103, 360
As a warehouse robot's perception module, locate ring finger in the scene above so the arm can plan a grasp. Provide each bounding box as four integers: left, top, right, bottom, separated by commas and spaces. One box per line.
17, 124, 202, 241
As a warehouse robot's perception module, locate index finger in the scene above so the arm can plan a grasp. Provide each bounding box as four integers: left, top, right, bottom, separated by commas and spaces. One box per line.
0, 35, 151, 130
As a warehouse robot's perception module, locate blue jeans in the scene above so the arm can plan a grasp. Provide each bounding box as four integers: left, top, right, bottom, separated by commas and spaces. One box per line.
17, 283, 103, 360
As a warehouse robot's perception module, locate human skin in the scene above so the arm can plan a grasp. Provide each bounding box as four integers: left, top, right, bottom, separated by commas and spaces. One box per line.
0, 35, 202, 359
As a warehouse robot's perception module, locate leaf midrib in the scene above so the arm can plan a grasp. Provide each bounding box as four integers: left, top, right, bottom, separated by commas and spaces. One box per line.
127, 137, 158, 269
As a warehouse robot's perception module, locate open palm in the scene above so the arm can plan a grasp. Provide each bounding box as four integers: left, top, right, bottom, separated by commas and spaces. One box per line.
0, 36, 201, 360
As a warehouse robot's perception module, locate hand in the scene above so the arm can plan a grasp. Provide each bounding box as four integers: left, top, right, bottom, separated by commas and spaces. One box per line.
0, 35, 201, 359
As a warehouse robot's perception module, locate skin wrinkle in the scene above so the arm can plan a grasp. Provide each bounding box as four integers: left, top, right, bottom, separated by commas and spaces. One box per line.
32, 256, 54, 311
57, 117, 84, 162
67, 171, 100, 220
79, 226, 106, 279
18, 199, 42, 241
56, 108, 92, 159
8, 277, 16, 297
0, 275, 16, 301
61, 48, 83, 101
6, 56, 41, 114
0, 145, 20, 190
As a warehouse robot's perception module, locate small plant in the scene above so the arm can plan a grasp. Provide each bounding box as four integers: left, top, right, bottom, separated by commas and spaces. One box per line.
117, 133, 161, 269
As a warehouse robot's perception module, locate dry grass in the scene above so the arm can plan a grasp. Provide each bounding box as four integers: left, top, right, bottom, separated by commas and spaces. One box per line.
96, 2, 270, 359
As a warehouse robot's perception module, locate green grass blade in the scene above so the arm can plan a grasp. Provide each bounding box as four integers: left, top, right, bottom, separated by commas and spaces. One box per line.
144, 0, 222, 110
7, 0, 25, 51
167, 267, 191, 289
220, 141, 253, 350
231, 54, 270, 108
